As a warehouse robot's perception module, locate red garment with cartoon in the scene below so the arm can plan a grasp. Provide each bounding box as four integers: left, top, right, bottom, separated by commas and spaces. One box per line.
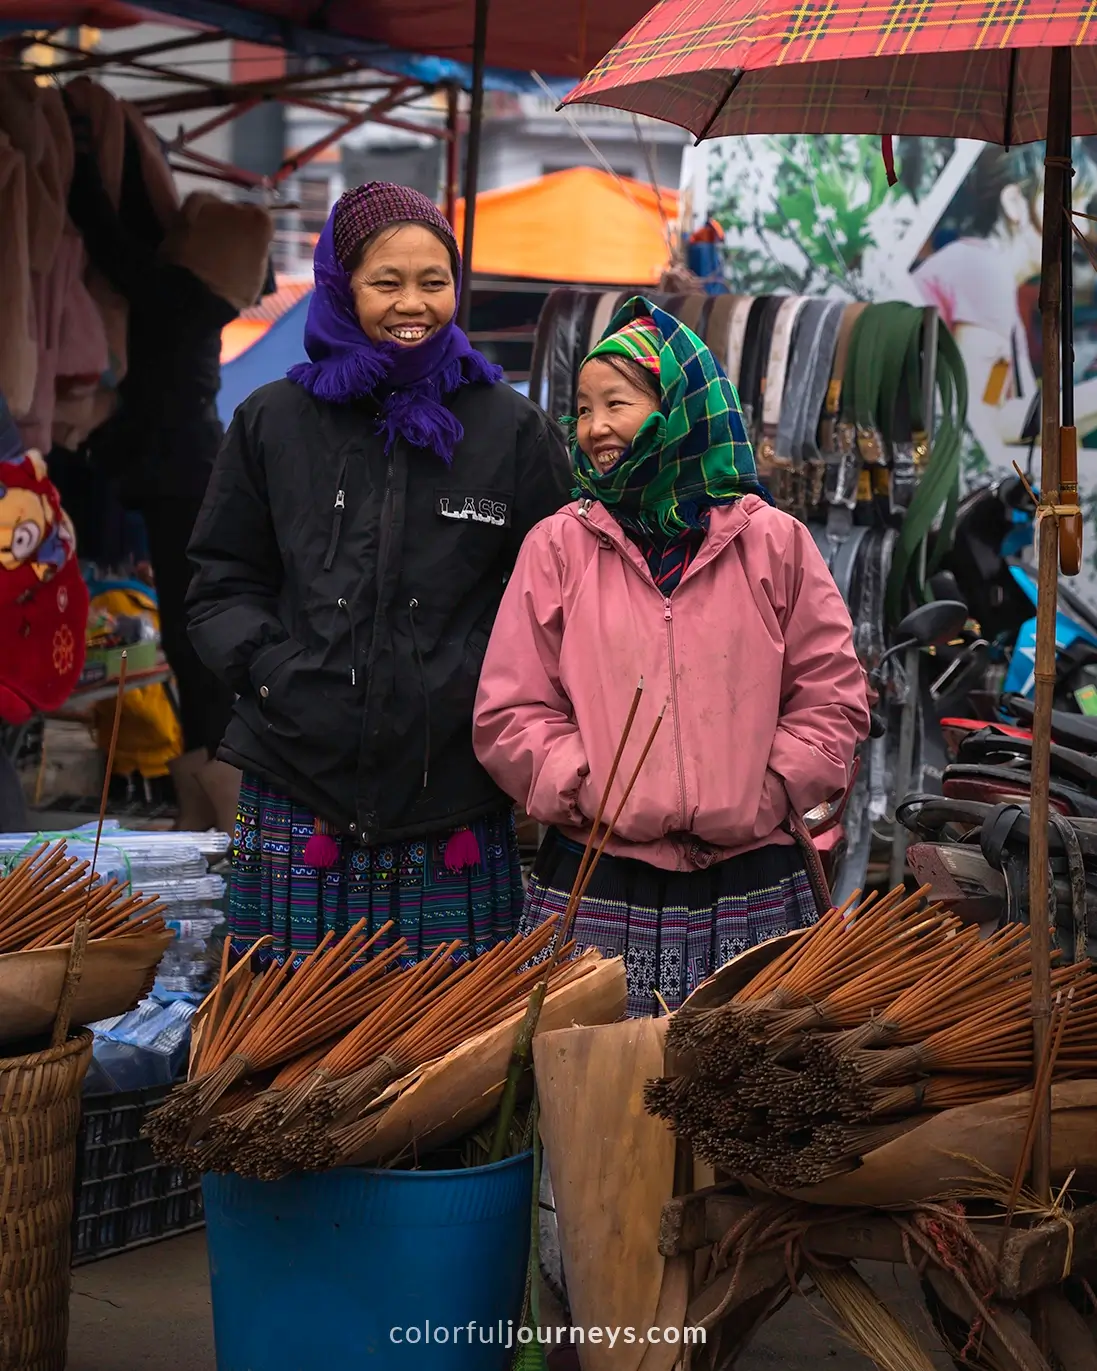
0, 450, 89, 724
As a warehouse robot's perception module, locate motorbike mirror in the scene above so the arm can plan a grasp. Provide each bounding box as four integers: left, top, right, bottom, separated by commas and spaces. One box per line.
928, 570, 963, 603
892, 599, 968, 649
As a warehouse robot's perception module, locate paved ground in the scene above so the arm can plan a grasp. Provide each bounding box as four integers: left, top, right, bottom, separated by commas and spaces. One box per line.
67, 1230, 954, 1369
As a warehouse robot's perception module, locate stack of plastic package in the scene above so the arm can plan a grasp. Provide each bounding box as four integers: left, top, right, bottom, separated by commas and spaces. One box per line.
0, 822, 231, 1092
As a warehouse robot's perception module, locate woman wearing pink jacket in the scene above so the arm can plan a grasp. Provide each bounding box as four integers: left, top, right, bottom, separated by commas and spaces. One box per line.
473, 299, 870, 1016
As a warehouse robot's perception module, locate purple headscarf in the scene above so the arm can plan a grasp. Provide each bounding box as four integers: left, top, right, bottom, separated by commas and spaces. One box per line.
287, 182, 502, 465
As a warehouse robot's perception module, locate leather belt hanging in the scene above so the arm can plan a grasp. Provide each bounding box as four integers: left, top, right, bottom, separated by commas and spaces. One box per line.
878, 304, 929, 519
704, 293, 740, 371
885, 313, 967, 623
796, 300, 845, 519
777, 299, 842, 520
758, 296, 809, 512
823, 302, 870, 541
726, 295, 757, 389
819, 303, 866, 455
676, 294, 707, 334
587, 290, 624, 354
738, 296, 782, 447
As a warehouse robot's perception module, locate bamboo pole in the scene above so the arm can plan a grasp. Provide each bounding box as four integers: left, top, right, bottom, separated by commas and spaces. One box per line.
1028, 47, 1072, 1210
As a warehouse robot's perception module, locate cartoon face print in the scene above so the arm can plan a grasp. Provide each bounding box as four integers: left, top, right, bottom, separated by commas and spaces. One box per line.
0, 482, 65, 581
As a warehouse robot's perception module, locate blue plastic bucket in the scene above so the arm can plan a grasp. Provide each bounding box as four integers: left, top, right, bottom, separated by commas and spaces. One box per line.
203, 1153, 533, 1370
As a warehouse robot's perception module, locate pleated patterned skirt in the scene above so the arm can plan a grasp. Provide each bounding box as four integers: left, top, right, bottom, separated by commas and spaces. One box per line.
227, 774, 525, 966
520, 829, 818, 1017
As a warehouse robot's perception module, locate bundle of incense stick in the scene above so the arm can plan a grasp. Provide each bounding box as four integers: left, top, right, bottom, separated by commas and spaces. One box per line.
645, 885, 1097, 1189
146, 918, 579, 1178
0, 840, 167, 954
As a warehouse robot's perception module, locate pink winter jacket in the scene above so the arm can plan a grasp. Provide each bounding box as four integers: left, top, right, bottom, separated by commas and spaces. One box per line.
473, 495, 871, 873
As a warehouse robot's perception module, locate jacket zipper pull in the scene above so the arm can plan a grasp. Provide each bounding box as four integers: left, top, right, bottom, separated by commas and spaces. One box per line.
664, 598, 672, 621
324, 489, 346, 572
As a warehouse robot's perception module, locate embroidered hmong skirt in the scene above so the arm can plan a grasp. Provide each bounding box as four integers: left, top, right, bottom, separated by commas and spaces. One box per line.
521, 830, 818, 1017
227, 774, 524, 966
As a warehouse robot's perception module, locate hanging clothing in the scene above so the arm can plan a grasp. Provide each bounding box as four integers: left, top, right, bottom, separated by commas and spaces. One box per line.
228, 774, 523, 966
523, 829, 816, 1016
0, 129, 33, 420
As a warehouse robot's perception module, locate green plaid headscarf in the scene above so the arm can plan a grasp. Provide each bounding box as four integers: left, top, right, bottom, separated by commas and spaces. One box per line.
571, 296, 771, 539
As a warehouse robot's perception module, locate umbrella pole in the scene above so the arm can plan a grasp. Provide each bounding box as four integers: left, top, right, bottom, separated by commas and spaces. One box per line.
1028, 45, 1072, 1210
458, 0, 490, 331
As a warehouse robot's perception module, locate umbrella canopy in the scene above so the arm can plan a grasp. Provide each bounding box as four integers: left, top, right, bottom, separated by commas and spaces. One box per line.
563, 0, 1097, 142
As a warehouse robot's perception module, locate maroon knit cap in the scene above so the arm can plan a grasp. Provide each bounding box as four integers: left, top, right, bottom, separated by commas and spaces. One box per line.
332, 181, 459, 269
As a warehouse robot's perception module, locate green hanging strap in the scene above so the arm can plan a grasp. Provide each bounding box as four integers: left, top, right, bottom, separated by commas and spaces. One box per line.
877, 304, 931, 516
884, 320, 968, 623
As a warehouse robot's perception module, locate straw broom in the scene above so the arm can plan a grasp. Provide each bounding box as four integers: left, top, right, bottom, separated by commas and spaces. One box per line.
487, 683, 665, 1164
645, 886, 1097, 1189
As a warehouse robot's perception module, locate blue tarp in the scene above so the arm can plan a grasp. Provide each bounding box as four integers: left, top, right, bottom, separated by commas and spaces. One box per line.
217, 291, 309, 425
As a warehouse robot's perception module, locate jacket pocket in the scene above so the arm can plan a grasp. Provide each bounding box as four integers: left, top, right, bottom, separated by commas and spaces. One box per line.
250, 638, 307, 715
753, 768, 791, 839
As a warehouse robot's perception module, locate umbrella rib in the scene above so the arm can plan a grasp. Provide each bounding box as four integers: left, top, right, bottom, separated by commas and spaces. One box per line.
696, 67, 745, 144
1003, 47, 1018, 149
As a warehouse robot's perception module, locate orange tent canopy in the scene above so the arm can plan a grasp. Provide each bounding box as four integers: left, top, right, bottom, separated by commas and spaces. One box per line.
454, 168, 677, 286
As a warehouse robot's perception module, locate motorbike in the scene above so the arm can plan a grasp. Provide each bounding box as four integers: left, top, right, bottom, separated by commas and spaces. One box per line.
899, 689, 1097, 960
938, 475, 1097, 723
805, 598, 969, 895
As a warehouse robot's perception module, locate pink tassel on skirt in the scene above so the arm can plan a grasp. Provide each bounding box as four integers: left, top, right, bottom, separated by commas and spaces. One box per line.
443, 826, 481, 873
304, 818, 340, 870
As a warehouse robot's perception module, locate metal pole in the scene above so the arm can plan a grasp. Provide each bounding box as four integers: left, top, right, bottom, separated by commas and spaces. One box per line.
1028, 45, 1071, 1210
458, 0, 490, 331
444, 83, 460, 229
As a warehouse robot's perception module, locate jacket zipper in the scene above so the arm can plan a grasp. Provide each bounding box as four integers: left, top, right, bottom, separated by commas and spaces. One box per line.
323, 457, 349, 571
588, 523, 689, 830
664, 597, 688, 831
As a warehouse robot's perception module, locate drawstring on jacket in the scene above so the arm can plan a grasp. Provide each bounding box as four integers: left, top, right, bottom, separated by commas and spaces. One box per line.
338, 597, 358, 685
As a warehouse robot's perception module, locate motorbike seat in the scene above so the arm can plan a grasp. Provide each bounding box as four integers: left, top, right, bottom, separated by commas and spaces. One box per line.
957, 729, 1097, 789
897, 793, 1097, 856
1002, 695, 1097, 751
942, 763, 1097, 818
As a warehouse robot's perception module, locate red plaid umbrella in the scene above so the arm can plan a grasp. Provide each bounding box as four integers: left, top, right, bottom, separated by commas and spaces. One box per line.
564, 0, 1096, 1224
563, 0, 1097, 143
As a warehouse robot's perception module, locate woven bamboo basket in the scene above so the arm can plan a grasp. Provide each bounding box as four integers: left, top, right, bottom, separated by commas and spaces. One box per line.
0, 1030, 94, 1371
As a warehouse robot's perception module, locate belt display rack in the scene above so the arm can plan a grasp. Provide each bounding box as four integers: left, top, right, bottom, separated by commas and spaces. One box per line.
530, 288, 965, 618
530, 287, 970, 896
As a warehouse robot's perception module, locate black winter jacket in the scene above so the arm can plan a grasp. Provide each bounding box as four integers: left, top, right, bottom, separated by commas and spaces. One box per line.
186, 378, 572, 844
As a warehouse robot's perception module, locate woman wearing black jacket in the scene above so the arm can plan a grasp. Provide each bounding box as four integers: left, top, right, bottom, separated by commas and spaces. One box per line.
187, 182, 571, 964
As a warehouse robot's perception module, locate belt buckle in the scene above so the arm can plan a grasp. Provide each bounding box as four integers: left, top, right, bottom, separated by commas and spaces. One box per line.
890, 441, 918, 514
856, 425, 885, 466
768, 454, 795, 513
